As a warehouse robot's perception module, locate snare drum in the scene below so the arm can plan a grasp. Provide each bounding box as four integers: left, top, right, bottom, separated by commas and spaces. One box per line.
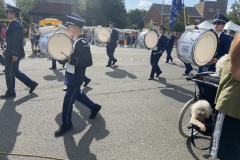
177, 29, 218, 66
94, 27, 111, 42
39, 32, 73, 60
138, 30, 158, 49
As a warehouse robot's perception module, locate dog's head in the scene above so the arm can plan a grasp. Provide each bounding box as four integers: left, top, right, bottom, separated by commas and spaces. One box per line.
192, 100, 213, 118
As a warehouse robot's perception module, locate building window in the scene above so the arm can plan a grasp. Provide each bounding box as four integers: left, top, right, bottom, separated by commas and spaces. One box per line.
216, 8, 221, 12
209, 8, 214, 12
33, 16, 42, 24
195, 20, 200, 25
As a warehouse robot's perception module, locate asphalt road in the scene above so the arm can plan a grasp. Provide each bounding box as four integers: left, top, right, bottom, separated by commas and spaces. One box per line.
0, 40, 217, 160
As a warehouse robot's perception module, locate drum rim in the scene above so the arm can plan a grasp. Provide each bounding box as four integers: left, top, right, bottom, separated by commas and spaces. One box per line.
46, 32, 73, 60
145, 30, 158, 49
138, 30, 158, 49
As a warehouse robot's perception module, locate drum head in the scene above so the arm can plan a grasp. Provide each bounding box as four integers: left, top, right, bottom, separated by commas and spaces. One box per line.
145, 31, 158, 49
47, 33, 73, 61
96, 28, 110, 42
194, 31, 218, 66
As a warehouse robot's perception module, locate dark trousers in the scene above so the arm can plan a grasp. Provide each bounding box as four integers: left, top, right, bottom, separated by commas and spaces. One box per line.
5, 57, 36, 95
0, 54, 5, 65
62, 86, 95, 124
150, 50, 162, 78
119, 40, 124, 47
166, 47, 173, 62
107, 47, 117, 66
84, 76, 91, 83
184, 63, 193, 74
52, 59, 65, 68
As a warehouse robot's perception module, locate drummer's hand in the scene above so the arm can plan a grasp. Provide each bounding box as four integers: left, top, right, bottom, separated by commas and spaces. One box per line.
2, 51, 5, 56
211, 58, 217, 64
67, 58, 71, 62
108, 39, 111, 42
160, 51, 163, 53
12, 56, 18, 62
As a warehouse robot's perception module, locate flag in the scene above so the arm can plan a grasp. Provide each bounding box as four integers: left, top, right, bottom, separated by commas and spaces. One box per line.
169, 0, 184, 28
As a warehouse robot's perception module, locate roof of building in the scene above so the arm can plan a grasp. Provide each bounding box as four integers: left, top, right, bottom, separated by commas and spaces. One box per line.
146, 3, 203, 17
29, 0, 84, 17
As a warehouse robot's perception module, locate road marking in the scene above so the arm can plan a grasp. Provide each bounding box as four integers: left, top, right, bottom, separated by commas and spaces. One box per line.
162, 59, 166, 61
130, 59, 133, 60
142, 59, 146, 60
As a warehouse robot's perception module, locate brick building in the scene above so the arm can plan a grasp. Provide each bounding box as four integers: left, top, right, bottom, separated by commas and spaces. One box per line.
144, 0, 228, 28
29, 0, 84, 26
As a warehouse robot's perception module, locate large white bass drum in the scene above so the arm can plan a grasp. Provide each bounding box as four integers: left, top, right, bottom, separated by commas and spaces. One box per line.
39, 32, 73, 61
94, 27, 111, 42
177, 29, 218, 66
138, 30, 158, 49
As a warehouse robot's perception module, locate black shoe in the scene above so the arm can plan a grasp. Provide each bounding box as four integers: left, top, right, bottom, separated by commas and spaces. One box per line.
54, 123, 73, 137
148, 78, 154, 80
29, 83, 38, 93
89, 104, 101, 119
155, 72, 162, 77
49, 67, 56, 70
63, 87, 67, 91
106, 65, 111, 67
2, 70, 5, 72
84, 80, 91, 87
0, 94, 16, 99
165, 62, 169, 63
112, 60, 117, 65
171, 58, 173, 63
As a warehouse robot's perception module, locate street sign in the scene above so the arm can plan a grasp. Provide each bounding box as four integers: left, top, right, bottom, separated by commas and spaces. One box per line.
153, 20, 158, 26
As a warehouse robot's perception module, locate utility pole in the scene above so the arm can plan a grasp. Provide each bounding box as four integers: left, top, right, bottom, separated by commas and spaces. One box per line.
161, 0, 164, 25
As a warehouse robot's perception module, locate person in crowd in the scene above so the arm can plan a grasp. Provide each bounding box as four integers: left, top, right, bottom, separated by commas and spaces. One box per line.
149, 25, 168, 80
106, 21, 118, 67
132, 32, 135, 48
0, 22, 5, 67
29, 23, 39, 54
87, 31, 91, 42
0, 4, 38, 99
228, 30, 235, 43
165, 29, 175, 63
134, 32, 138, 48
54, 13, 101, 137
1, 23, 7, 46
127, 33, 131, 46
210, 30, 240, 160
90, 29, 94, 45
198, 13, 231, 73
119, 32, 125, 47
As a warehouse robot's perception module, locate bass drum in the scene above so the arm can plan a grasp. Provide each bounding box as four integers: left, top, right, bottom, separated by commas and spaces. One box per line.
55, 28, 69, 37
177, 29, 218, 66
94, 27, 111, 42
138, 30, 158, 49
39, 32, 73, 61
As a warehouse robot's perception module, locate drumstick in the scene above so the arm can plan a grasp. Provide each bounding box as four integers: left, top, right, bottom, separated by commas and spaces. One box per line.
61, 52, 70, 59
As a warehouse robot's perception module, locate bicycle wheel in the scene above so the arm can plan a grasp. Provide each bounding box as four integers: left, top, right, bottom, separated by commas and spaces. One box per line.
178, 97, 199, 138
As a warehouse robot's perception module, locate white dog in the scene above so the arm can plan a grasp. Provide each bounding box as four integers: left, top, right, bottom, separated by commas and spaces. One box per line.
215, 54, 228, 77
190, 100, 213, 132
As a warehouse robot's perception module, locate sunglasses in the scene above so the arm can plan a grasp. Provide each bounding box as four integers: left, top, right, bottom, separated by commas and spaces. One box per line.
213, 21, 224, 25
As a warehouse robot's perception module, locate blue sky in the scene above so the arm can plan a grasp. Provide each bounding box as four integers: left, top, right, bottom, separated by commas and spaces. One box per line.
125, 0, 235, 11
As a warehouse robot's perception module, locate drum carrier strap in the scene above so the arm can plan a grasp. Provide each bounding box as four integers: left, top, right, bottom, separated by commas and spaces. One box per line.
73, 38, 85, 51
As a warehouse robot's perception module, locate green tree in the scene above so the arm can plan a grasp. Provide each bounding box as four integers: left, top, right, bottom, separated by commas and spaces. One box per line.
0, 0, 6, 19
147, 21, 153, 30
227, 0, 240, 25
127, 9, 147, 29
164, 7, 189, 32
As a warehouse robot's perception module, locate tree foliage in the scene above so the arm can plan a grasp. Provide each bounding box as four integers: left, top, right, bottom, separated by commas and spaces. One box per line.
0, 0, 6, 19
164, 7, 189, 32
227, 0, 240, 25
127, 9, 147, 29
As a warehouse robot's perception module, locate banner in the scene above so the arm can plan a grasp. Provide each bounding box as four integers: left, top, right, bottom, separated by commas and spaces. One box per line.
169, 0, 184, 28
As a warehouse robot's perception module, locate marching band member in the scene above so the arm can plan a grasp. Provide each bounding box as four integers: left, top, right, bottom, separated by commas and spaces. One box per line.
0, 4, 38, 99
165, 29, 175, 63
55, 13, 101, 137
228, 30, 236, 43
198, 13, 231, 73
149, 25, 168, 80
106, 21, 118, 67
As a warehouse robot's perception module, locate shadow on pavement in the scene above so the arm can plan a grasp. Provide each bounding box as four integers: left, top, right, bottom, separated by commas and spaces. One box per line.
155, 77, 194, 103
105, 65, 137, 79
55, 87, 109, 160
186, 136, 211, 160
171, 63, 198, 72
0, 93, 38, 160
43, 69, 65, 82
